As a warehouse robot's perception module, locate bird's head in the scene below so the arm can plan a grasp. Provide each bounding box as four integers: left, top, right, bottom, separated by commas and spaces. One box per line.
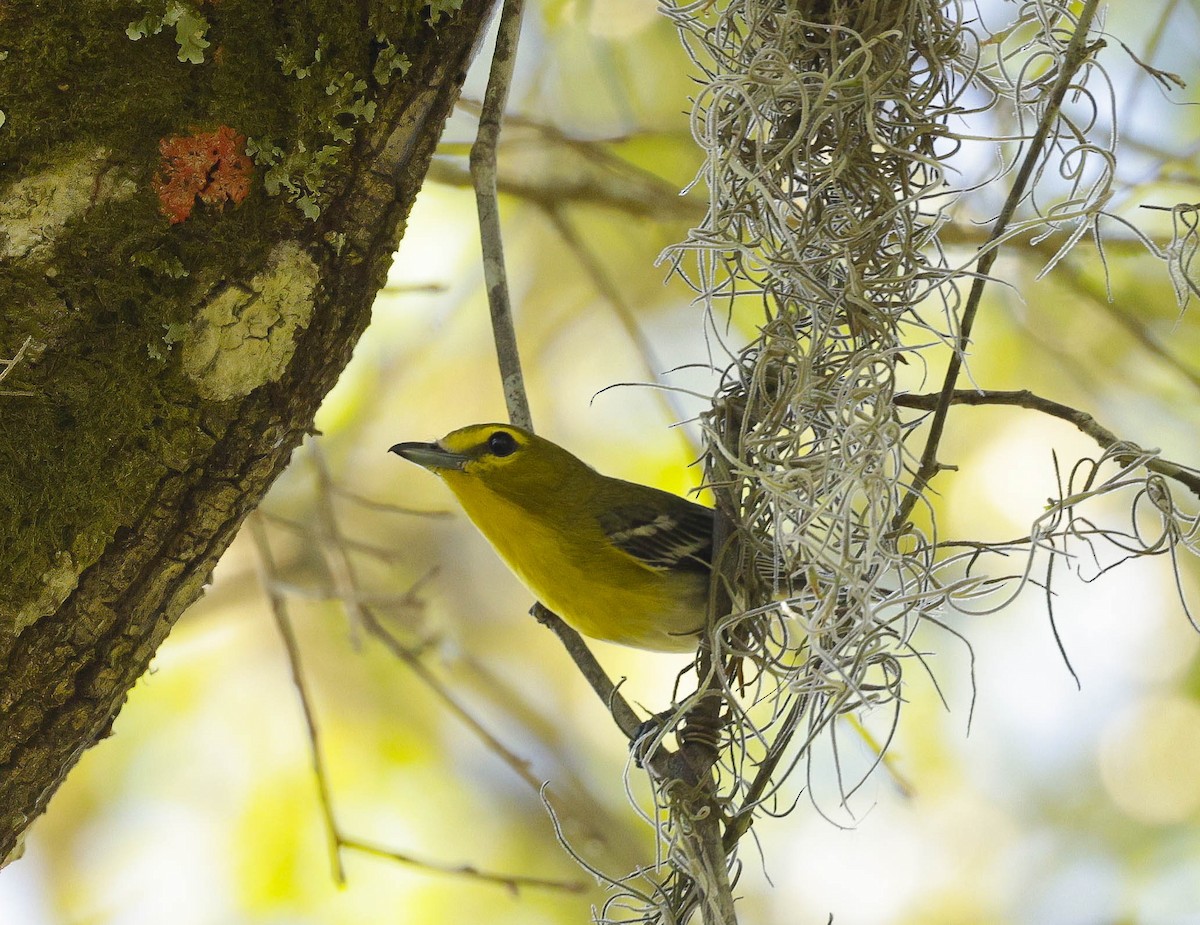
390, 423, 591, 506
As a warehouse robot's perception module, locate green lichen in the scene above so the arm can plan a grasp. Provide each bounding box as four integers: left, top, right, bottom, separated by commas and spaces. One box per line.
245, 137, 337, 221
148, 321, 190, 361
130, 250, 189, 280
376, 0, 465, 26
426, 0, 465, 23
278, 38, 322, 80
126, 0, 211, 65
373, 41, 411, 85
245, 34, 380, 222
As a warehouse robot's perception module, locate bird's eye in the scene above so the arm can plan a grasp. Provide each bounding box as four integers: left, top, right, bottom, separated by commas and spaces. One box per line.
487, 431, 518, 457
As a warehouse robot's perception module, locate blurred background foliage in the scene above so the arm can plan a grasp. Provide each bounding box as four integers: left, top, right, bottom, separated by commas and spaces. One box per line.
6, 1, 1200, 923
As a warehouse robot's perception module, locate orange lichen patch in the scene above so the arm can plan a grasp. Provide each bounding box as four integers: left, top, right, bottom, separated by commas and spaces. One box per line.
153, 125, 253, 224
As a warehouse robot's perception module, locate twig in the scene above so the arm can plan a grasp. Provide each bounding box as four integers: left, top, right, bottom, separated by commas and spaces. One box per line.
266, 581, 432, 605
0, 336, 35, 397
940, 224, 1200, 393
340, 836, 585, 894
254, 535, 576, 899
428, 131, 704, 221
895, 389, 1200, 498
379, 281, 448, 294
1054, 260, 1200, 393
542, 203, 702, 462
470, 0, 532, 430
308, 446, 550, 792
526, 605, 640, 738
312, 444, 374, 644
897, 0, 1104, 526
330, 485, 451, 517
360, 604, 548, 794
249, 513, 346, 884
468, 5, 735, 920
253, 511, 588, 890
259, 511, 422, 565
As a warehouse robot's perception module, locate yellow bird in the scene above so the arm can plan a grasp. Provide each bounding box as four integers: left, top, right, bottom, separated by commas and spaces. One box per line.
390, 423, 712, 652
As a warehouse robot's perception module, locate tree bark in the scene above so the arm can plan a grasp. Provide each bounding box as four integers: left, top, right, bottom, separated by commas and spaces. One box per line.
0, 0, 493, 861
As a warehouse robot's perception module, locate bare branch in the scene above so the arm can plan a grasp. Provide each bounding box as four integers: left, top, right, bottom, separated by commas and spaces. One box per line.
899, 0, 1106, 526
896, 389, 1200, 498
249, 513, 346, 884
340, 836, 586, 894
470, 0, 532, 431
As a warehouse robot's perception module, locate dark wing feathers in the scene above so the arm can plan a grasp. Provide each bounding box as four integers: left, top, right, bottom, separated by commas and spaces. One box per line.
597, 494, 713, 574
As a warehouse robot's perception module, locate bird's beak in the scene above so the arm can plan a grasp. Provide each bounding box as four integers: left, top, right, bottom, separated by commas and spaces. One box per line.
389, 441, 470, 471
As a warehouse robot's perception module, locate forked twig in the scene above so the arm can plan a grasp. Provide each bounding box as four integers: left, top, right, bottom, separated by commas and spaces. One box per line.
252, 509, 582, 893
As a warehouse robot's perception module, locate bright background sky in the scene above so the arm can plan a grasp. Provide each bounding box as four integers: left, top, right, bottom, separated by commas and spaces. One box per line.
5, 2, 1200, 923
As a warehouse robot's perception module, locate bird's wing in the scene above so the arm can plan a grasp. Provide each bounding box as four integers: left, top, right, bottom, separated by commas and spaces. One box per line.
598, 496, 714, 574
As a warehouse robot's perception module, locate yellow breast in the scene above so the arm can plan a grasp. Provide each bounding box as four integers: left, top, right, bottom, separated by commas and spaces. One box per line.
443, 477, 705, 652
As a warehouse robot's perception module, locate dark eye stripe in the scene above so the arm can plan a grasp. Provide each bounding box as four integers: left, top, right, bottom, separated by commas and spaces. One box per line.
488, 431, 518, 457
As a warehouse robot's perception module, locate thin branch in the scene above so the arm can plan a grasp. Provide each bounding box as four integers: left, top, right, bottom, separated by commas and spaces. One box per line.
312, 445, 371, 643
254, 508, 593, 889
0, 336, 35, 397
467, 5, 734, 921
895, 389, 1200, 498
308, 447, 551, 793
898, 0, 1105, 525
941, 223, 1200, 393
379, 281, 449, 295
428, 154, 704, 222
542, 203, 701, 460
249, 513, 346, 885
1053, 260, 1200, 393
522, 610, 656, 767
360, 604, 548, 794
259, 510, 424, 565
340, 836, 586, 894
253, 529, 573, 896
470, 0, 532, 430
453, 101, 695, 193
330, 485, 452, 517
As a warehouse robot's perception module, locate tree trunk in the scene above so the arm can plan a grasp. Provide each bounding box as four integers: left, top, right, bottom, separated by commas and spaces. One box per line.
0, 0, 493, 861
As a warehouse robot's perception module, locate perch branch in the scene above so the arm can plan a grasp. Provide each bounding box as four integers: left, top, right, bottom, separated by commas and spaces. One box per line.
467, 0, 666, 761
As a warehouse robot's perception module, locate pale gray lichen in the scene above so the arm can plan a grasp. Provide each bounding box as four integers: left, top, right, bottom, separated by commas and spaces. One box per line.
6, 553, 81, 634
181, 241, 320, 401
0, 148, 136, 260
